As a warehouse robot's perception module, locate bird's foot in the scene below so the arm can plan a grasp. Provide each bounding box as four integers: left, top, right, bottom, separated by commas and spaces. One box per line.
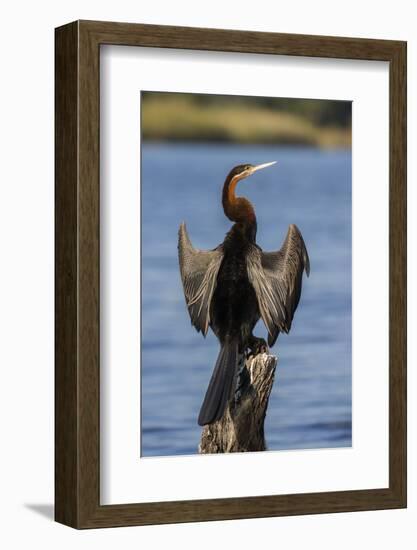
247, 336, 269, 358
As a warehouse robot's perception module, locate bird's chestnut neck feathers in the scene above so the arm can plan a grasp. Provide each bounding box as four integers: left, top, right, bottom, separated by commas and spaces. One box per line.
222, 169, 256, 226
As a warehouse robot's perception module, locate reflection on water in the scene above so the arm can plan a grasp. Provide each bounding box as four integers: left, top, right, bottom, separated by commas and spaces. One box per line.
141, 143, 352, 456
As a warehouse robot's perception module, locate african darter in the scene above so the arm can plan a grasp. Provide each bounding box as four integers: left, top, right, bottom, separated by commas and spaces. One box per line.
178, 162, 310, 426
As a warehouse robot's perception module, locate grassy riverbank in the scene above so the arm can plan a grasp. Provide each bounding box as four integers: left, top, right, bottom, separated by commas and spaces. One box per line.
141, 92, 351, 148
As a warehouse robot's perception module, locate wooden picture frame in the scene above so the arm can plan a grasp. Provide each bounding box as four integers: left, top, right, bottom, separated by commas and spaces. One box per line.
55, 20, 407, 529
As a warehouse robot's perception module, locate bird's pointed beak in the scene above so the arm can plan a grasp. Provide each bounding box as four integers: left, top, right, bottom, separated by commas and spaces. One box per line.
249, 161, 277, 175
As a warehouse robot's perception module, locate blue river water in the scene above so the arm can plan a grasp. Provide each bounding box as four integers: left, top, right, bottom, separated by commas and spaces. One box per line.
141, 143, 352, 457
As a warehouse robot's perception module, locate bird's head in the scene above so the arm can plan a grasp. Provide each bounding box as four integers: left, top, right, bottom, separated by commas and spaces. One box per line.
228, 161, 277, 183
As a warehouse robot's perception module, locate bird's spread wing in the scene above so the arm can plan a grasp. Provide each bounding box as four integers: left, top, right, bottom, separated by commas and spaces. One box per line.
178, 222, 223, 336
246, 224, 310, 346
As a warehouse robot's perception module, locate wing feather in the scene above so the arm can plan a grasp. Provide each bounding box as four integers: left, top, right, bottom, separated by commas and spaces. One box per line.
178, 222, 223, 336
247, 224, 310, 346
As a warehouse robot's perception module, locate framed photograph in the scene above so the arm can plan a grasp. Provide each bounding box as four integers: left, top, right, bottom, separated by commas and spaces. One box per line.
55, 20, 406, 528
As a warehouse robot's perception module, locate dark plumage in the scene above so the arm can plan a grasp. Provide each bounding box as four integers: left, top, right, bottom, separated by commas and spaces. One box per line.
178, 162, 310, 426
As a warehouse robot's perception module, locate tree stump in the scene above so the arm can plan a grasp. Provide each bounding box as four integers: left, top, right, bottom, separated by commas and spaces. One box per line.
199, 352, 277, 453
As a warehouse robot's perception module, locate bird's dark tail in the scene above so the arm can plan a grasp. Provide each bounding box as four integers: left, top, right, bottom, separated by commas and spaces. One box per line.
198, 340, 239, 426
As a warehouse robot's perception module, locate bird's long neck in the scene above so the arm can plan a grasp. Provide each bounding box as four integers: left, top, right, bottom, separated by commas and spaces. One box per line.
222, 172, 257, 231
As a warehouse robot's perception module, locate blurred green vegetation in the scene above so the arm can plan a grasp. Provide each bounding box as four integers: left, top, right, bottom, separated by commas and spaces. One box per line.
141, 92, 351, 148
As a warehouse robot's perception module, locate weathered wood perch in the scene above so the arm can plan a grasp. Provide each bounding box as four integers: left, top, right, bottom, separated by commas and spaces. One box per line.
199, 353, 277, 453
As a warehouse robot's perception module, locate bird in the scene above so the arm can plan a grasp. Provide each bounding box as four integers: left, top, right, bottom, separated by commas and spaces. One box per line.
178, 162, 310, 426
